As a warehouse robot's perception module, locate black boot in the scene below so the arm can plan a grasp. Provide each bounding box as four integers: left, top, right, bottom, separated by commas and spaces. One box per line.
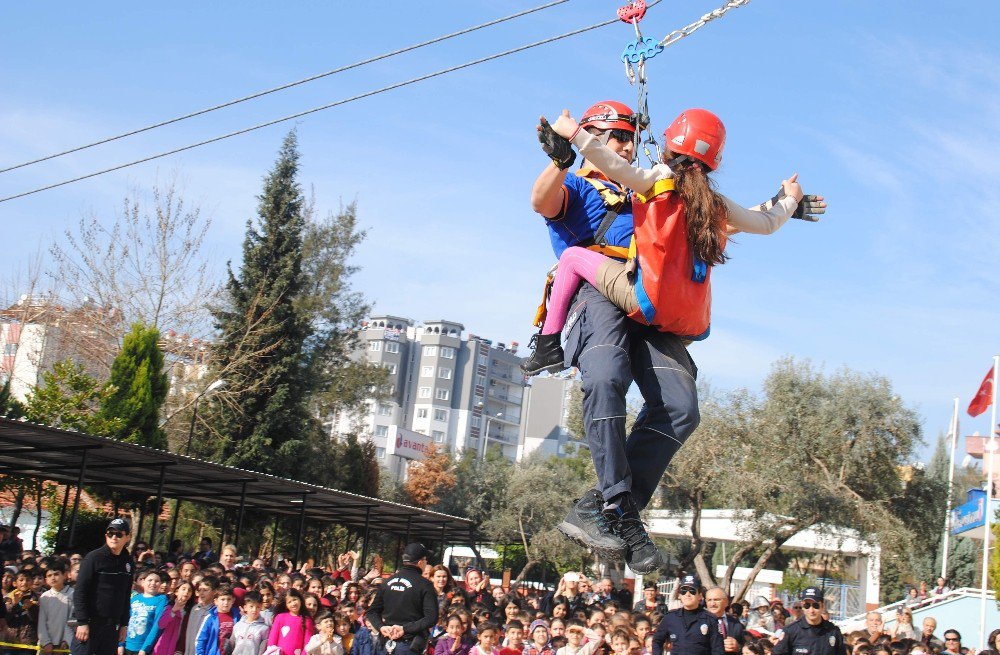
520, 332, 565, 376
557, 489, 627, 561
604, 493, 664, 575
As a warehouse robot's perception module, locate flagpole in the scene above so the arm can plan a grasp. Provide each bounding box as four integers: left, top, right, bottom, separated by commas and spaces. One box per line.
978, 355, 999, 651
942, 397, 960, 580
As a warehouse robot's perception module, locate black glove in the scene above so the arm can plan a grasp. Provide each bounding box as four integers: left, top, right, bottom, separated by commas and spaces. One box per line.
538, 117, 576, 170
759, 187, 827, 222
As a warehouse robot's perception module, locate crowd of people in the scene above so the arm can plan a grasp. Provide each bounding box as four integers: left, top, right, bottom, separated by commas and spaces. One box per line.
0, 518, 990, 655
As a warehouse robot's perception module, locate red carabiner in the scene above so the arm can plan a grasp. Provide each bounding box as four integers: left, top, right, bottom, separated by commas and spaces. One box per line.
617, 0, 647, 23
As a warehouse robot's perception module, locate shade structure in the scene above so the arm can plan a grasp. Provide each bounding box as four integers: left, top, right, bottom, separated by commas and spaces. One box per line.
0, 417, 473, 543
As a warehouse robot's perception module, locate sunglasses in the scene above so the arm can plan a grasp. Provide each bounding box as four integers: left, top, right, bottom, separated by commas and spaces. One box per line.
608, 129, 635, 143
106, 530, 126, 538
801, 602, 821, 609
678, 587, 698, 596
945, 639, 959, 643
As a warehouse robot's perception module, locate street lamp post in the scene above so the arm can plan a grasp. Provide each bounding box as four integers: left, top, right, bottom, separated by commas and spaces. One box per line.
481, 412, 504, 460
169, 378, 226, 547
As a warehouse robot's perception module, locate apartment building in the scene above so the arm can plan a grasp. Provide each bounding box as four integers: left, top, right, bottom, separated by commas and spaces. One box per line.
520, 374, 585, 459
327, 314, 527, 475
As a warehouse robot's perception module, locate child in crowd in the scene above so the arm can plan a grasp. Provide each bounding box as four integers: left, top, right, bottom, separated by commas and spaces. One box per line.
305, 612, 344, 655
5, 570, 40, 647
267, 589, 315, 655
125, 570, 169, 655
186, 577, 219, 655
436, 614, 473, 655
231, 591, 270, 655
37, 564, 73, 654
609, 630, 630, 655
523, 620, 553, 655
334, 616, 353, 653
195, 585, 241, 655
556, 620, 598, 655
154, 581, 195, 655
471, 623, 501, 655
500, 621, 524, 655
347, 618, 376, 655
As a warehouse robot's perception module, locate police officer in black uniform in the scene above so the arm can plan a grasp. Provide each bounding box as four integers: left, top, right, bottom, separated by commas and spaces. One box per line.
367, 543, 439, 655
652, 575, 723, 655
772, 587, 845, 655
70, 518, 134, 655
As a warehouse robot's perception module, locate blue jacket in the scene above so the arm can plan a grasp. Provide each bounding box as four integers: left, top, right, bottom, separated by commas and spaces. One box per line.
196, 605, 242, 655
349, 628, 377, 655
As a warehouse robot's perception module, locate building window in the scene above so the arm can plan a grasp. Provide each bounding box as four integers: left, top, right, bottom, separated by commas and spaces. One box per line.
434, 408, 448, 422
377, 404, 393, 416
471, 416, 481, 428
374, 425, 389, 437
385, 342, 400, 354
368, 341, 382, 352
435, 388, 450, 401
441, 346, 455, 359
2, 344, 17, 356
419, 387, 431, 398
422, 366, 434, 377
432, 430, 445, 443
438, 368, 452, 380
385, 363, 397, 374
423, 345, 438, 357
477, 355, 488, 366
376, 447, 386, 460
417, 408, 428, 419
475, 375, 486, 387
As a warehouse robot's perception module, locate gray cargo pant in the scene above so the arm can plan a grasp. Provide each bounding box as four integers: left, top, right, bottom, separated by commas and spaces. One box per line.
562, 283, 700, 508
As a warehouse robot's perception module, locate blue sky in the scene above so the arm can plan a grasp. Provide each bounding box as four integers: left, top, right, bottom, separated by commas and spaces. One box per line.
1, 1, 998, 460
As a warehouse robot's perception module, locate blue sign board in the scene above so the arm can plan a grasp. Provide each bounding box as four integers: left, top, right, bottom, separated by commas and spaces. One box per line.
951, 489, 988, 535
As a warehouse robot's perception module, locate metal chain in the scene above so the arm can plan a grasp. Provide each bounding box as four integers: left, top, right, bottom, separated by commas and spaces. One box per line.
658, 0, 751, 48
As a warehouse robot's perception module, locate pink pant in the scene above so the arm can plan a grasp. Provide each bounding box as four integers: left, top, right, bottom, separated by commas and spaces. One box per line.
541, 246, 607, 335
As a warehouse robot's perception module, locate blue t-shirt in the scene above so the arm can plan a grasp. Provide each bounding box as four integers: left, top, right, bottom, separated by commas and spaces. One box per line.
125, 592, 168, 653
545, 171, 634, 258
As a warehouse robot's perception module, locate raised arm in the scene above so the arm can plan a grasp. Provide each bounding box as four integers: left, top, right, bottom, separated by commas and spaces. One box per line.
568, 126, 664, 196
723, 174, 803, 235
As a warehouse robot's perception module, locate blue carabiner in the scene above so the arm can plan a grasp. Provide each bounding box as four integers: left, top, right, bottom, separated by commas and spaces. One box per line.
621, 37, 663, 64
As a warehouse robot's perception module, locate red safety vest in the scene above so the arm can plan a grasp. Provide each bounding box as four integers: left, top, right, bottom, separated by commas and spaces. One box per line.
626, 178, 726, 340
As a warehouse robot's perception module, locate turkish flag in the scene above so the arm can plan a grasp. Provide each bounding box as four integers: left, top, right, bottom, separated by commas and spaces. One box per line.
968, 366, 996, 417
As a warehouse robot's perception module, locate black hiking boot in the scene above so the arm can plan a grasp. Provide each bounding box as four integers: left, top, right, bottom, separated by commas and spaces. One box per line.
520, 332, 565, 376
604, 494, 664, 575
557, 489, 627, 561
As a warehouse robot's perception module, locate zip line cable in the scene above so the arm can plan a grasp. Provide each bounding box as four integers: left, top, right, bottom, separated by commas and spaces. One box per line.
0, 16, 621, 204
0, 0, 570, 175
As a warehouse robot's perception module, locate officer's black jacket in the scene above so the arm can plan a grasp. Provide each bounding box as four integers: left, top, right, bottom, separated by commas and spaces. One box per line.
72, 544, 133, 626
772, 619, 846, 655
367, 564, 439, 652
652, 607, 724, 655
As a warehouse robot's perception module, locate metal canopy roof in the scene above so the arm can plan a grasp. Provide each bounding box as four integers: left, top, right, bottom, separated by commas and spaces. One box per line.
0, 417, 474, 542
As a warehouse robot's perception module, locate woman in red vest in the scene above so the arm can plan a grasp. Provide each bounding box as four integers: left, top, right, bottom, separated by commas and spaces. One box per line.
522, 108, 819, 375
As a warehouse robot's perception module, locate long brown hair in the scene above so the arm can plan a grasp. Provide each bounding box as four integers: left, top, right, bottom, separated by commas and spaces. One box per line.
666, 153, 729, 266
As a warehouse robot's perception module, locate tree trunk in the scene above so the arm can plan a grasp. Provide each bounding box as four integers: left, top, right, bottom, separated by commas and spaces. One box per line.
9, 485, 26, 529
510, 559, 539, 588
732, 535, 793, 603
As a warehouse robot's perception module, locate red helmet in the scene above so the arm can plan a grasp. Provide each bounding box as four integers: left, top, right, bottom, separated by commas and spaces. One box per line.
580, 101, 638, 133
662, 108, 726, 170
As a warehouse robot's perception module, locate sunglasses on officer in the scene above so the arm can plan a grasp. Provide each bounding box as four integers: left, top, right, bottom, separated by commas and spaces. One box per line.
106, 529, 127, 539
801, 601, 822, 610
678, 586, 699, 596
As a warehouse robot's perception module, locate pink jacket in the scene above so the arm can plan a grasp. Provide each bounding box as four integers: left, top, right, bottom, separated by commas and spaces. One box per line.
154, 605, 188, 655
267, 613, 316, 655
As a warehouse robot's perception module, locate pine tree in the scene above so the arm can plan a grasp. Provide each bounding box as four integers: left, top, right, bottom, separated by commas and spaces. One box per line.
209, 131, 314, 477
100, 323, 169, 448
0, 378, 26, 419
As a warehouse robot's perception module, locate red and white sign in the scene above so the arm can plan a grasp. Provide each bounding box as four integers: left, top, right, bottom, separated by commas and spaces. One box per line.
386, 425, 433, 460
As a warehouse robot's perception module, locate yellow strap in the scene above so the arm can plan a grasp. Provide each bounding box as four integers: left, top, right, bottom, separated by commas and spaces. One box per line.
0, 643, 71, 653
585, 244, 630, 259
634, 177, 675, 203
532, 274, 555, 328
580, 176, 627, 210
627, 236, 637, 261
